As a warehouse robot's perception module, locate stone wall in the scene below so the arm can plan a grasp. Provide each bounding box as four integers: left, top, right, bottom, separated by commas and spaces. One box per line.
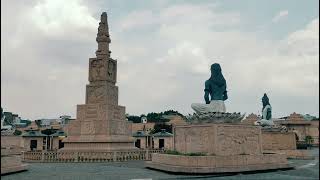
1, 135, 23, 148
308, 121, 319, 145
174, 124, 262, 156
261, 131, 296, 151
147, 153, 290, 173
132, 123, 155, 133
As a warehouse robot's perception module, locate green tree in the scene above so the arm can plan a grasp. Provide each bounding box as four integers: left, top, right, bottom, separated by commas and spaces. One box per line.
126, 115, 141, 123
151, 123, 172, 134
41, 129, 56, 135
13, 130, 22, 136
305, 135, 314, 148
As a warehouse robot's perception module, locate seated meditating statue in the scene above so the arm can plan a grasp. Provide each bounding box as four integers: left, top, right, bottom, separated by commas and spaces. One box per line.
254, 93, 274, 126
191, 63, 228, 114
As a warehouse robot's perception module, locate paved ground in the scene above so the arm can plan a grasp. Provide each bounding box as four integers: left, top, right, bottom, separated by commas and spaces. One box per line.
2, 148, 319, 180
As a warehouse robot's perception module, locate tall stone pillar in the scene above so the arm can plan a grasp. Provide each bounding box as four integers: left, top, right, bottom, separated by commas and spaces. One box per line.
61, 12, 135, 151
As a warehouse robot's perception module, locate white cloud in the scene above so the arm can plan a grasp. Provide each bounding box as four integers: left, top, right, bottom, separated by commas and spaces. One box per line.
29, 0, 97, 39
272, 10, 289, 23
117, 3, 241, 31
119, 10, 157, 30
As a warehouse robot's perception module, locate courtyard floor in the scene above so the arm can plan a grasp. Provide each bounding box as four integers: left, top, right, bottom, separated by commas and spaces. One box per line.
2, 148, 319, 180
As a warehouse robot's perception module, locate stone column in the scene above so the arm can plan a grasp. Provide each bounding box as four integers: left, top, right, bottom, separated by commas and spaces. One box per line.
113, 151, 117, 161
41, 152, 45, 162
146, 149, 149, 160
74, 152, 79, 162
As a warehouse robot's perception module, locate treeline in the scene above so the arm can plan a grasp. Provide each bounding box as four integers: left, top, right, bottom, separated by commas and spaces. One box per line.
126, 110, 184, 123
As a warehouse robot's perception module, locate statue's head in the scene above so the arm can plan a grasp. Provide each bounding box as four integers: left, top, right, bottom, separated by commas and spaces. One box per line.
262, 93, 270, 107
101, 12, 108, 23
210, 63, 221, 75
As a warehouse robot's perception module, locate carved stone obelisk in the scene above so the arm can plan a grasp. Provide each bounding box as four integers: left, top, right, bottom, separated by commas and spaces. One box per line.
61, 12, 135, 151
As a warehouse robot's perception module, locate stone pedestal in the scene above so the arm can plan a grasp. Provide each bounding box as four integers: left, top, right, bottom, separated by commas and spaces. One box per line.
147, 153, 290, 174
61, 12, 135, 152
146, 124, 292, 174
174, 124, 263, 156
62, 101, 135, 151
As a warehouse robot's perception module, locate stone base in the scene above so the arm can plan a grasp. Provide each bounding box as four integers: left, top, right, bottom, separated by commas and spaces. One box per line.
60, 142, 137, 152
261, 131, 296, 151
63, 134, 135, 143
174, 124, 263, 156
1, 155, 28, 175
264, 150, 315, 160
1, 164, 28, 175
61, 135, 136, 152
146, 153, 293, 174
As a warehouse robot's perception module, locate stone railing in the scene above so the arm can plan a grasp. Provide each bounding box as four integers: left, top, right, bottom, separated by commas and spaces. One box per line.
22, 149, 164, 163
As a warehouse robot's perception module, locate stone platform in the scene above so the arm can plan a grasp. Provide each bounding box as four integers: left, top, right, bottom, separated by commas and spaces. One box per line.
173, 124, 263, 155
1, 147, 28, 175
60, 141, 136, 152
264, 149, 315, 160
146, 124, 293, 173
146, 153, 292, 174
262, 130, 296, 151
261, 130, 315, 159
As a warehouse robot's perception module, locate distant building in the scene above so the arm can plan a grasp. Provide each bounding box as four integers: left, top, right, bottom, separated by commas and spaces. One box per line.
162, 115, 187, 126
2, 111, 29, 129
132, 130, 149, 149
35, 115, 75, 129
152, 129, 173, 150
141, 116, 147, 124
275, 112, 319, 146
131, 114, 184, 150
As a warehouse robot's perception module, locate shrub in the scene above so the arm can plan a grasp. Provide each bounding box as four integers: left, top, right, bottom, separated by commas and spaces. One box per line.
165, 150, 207, 156
13, 130, 22, 136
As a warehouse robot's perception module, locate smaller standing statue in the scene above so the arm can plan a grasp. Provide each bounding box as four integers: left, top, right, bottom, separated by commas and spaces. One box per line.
254, 93, 274, 126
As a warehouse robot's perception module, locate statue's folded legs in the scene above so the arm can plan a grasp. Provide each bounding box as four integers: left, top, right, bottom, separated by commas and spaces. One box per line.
191, 100, 226, 114
254, 119, 274, 126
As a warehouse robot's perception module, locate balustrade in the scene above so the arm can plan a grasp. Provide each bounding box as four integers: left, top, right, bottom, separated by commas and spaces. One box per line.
21, 149, 165, 163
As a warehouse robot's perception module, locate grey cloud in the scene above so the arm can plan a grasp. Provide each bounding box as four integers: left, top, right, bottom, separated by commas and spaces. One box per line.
1, 1, 319, 120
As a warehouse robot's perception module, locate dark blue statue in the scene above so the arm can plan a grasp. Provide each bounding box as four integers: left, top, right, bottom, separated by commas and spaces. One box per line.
192, 63, 228, 114
204, 63, 228, 104
261, 93, 272, 120
254, 93, 274, 126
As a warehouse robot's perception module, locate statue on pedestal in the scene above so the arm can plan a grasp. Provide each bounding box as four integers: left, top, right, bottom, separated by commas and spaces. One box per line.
1, 114, 15, 135
191, 63, 228, 114
188, 63, 244, 124
254, 93, 274, 126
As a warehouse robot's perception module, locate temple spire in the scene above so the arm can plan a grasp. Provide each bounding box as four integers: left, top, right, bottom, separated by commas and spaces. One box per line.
96, 12, 111, 58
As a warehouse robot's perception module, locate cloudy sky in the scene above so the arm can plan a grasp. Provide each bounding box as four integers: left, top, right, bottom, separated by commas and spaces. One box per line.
1, 0, 319, 120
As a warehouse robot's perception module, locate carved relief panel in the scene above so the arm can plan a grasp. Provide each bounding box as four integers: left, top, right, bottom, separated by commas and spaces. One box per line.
89, 58, 107, 82
86, 84, 118, 105
81, 121, 95, 135
216, 125, 261, 156
87, 85, 106, 104
107, 59, 117, 83
110, 120, 127, 135
88, 58, 117, 83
